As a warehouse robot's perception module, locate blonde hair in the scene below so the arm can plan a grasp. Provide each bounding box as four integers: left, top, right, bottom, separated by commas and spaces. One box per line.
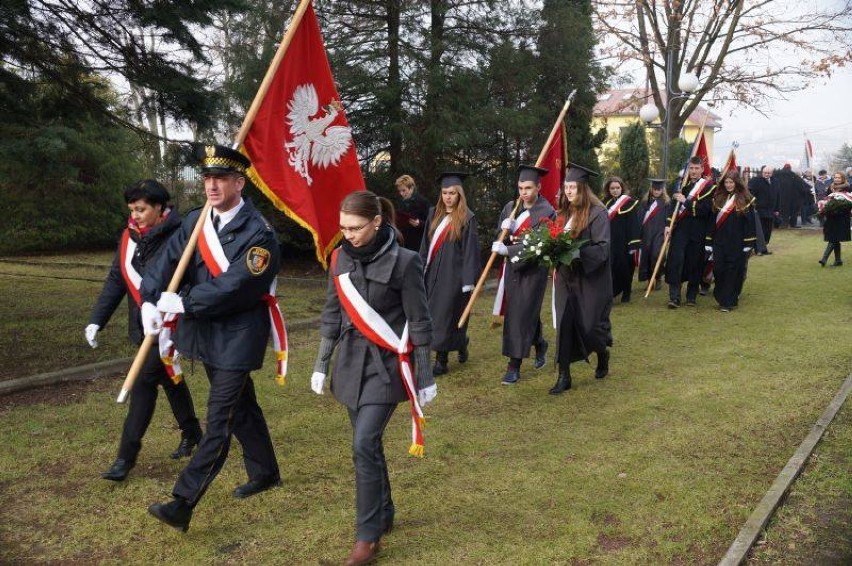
395, 174, 416, 191
429, 185, 470, 242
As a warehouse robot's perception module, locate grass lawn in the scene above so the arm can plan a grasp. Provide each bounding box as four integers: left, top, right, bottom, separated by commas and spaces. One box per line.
0, 253, 327, 381
0, 229, 850, 564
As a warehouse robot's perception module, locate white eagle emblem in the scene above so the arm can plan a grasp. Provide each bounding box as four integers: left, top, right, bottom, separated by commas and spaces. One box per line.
284, 84, 353, 185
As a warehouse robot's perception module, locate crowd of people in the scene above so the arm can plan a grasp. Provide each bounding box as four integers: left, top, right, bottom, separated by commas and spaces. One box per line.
84, 143, 851, 565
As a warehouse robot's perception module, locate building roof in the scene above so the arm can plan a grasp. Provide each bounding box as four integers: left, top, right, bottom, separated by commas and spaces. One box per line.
594, 88, 722, 128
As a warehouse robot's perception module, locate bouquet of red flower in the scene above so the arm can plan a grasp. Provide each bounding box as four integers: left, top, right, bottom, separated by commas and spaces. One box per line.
818, 192, 852, 217
511, 218, 586, 269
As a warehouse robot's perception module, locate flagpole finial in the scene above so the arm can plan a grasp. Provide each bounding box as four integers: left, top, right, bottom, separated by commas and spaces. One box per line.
731, 141, 739, 149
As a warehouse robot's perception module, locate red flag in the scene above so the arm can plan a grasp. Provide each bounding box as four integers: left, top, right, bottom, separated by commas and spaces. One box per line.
538, 122, 567, 207
241, 1, 365, 268
694, 133, 712, 177
722, 149, 738, 176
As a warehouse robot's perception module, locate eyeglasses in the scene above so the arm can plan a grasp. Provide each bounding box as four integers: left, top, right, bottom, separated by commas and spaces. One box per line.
339, 221, 372, 235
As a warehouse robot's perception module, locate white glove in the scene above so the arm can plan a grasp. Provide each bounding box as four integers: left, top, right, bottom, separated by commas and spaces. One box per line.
491, 242, 508, 256
85, 324, 99, 349
311, 371, 326, 395
500, 218, 516, 232
157, 292, 185, 314
704, 245, 713, 253
418, 384, 438, 406
141, 302, 163, 336
462, 284, 474, 293
743, 247, 752, 253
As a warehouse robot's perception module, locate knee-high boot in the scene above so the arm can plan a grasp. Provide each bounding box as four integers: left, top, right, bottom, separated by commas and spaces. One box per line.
819, 242, 833, 266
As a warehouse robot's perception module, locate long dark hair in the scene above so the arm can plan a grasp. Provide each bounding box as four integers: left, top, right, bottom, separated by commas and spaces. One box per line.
340, 190, 402, 242
556, 181, 604, 239
713, 172, 751, 213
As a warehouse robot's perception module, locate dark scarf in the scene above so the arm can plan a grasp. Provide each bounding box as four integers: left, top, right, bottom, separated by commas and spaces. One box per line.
341, 222, 395, 264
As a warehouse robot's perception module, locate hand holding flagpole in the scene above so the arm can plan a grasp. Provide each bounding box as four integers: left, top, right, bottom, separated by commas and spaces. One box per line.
117, 0, 315, 403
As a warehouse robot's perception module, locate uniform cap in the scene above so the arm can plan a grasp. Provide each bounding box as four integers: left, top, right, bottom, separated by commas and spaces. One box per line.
193, 144, 251, 175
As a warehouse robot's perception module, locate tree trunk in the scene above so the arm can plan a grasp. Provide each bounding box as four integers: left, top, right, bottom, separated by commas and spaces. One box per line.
386, 0, 402, 178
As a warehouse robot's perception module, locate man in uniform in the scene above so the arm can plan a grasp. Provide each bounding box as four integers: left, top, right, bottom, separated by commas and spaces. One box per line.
664, 156, 714, 308
141, 144, 281, 532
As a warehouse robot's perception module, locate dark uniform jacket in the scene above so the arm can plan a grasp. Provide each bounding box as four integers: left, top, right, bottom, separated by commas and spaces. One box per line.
638, 197, 667, 282
419, 207, 480, 351
397, 193, 431, 251
141, 199, 280, 371
603, 196, 640, 297
90, 210, 182, 345
500, 196, 556, 359
665, 178, 714, 285
554, 205, 613, 363
747, 177, 780, 219
321, 234, 434, 410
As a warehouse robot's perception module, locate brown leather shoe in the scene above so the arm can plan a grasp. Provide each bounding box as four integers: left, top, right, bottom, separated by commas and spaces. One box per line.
344, 540, 380, 566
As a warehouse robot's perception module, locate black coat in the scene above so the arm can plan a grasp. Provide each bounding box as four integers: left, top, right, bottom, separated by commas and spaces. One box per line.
773, 169, 810, 219
499, 196, 556, 359
665, 179, 714, 285
747, 177, 780, 219
320, 236, 433, 410
603, 196, 640, 297
397, 193, 431, 251
141, 199, 280, 371
419, 208, 480, 351
638, 198, 666, 282
822, 189, 852, 243
89, 210, 182, 345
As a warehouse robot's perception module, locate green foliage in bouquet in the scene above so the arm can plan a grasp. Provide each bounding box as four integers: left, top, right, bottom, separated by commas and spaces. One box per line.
817, 193, 852, 216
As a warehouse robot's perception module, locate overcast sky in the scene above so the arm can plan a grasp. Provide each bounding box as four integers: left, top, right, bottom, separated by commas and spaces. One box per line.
712, 67, 852, 171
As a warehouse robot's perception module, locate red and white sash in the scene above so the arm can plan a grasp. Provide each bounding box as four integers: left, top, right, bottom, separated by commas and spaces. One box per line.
643, 200, 661, 226
425, 215, 451, 269
607, 195, 632, 220
119, 229, 183, 384
197, 213, 288, 385
331, 249, 426, 458
676, 178, 710, 221
715, 195, 737, 229
492, 209, 533, 316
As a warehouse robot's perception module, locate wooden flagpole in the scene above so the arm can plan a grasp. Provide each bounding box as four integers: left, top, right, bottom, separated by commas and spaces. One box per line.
117, 0, 314, 403
644, 110, 711, 298
457, 91, 576, 329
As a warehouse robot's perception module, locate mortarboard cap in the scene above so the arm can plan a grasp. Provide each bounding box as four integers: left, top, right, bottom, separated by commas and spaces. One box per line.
564, 162, 599, 183
193, 144, 251, 175
648, 178, 667, 189
518, 165, 549, 184
438, 171, 469, 188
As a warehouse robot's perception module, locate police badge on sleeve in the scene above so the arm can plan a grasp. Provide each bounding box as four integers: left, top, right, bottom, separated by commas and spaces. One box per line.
247, 247, 271, 276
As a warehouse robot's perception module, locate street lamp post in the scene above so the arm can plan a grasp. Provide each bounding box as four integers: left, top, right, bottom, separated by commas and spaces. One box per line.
639, 48, 700, 182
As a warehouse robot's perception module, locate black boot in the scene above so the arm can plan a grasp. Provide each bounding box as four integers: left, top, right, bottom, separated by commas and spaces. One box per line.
549, 367, 572, 395
148, 497, 193, 532
432, 352, 448, 376
170, 428, 202, 460
832, 244, 843, 266
819, 243, 832, 266
101, 458, 135, 482
595, 349, 610, 379
458, 337, 470, 364
534, 340, 549, 370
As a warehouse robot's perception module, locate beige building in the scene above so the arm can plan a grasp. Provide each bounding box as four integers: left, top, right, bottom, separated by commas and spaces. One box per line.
593, 88, 722, 164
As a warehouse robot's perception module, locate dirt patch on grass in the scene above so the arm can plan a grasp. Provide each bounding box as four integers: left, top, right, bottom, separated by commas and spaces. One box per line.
0, 377, 116, 412
597, 532, 631, 552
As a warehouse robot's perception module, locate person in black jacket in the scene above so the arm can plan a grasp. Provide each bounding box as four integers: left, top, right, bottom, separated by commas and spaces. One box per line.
818, 172, 852, 266
143, 145, 282, 532
394, 175, 431, 251
602, 177, 640, 303
747, 166, 779, 254
311, 190, 436, 566
88, 180, 202, 482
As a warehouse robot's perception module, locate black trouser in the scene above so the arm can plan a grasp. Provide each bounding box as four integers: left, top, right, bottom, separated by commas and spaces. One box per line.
173, 365, 279, 506
117, 346, 200, 462
348, 403, 396, 542
760, 217, 775, 245
822, 242, 842, 263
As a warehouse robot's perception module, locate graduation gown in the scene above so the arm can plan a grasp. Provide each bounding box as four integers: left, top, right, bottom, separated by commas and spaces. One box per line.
604, 196, 641, 297
419, 207, 480, 351
665, 179, 714, 288
638, 198, 667, 282
499, 196, 555, 359
707, 199, 756, 308
553, 205, 613, 365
